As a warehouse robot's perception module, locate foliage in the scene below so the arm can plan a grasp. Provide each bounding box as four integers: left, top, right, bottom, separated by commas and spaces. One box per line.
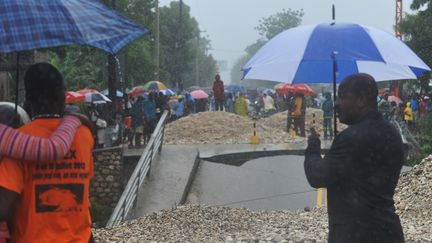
49, 46, 106, 91
255, 8, 304, 40
159, 1, 216, 90
231, 9, 304, 83
399, 0, 432, 93
48, 0, 216, 91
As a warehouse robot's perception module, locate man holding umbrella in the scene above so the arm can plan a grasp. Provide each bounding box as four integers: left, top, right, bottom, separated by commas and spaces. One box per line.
304, 73, 404, 242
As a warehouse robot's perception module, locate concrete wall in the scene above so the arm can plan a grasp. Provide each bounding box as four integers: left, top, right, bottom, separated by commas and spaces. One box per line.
91, 146, 124, 208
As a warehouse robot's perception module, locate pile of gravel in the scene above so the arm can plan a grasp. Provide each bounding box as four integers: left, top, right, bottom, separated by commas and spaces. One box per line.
94, 156, 432, 242
163, 108, 342, 145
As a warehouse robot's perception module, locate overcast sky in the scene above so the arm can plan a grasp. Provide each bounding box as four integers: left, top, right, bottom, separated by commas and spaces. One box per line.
159, 0, 414, 83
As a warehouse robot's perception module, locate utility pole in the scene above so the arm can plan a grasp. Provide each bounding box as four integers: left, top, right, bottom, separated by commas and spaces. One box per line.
108, 0, 118, 118
154, 0, 160, 81
176, 0, 183, 90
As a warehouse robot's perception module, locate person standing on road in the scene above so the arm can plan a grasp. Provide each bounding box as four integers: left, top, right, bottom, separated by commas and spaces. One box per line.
292, 93, 306, 137
131, 96, 145, 148
378, 93, 391, 121
0, 63, 94, 242
304, 73, 404, 243
212, 74, 225, 111
321, 92, 333, 140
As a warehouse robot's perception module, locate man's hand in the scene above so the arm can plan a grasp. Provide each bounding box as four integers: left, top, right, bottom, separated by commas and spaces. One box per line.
307, 127, 321, 149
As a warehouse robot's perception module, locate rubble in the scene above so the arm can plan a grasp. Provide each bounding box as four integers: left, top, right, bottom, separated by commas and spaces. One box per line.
94, 155, 432, 242
164, 109, 346, 145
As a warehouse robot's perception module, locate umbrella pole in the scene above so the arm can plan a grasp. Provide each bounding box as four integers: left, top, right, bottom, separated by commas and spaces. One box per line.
14, 52, 20, 116
332, 52, 338, 138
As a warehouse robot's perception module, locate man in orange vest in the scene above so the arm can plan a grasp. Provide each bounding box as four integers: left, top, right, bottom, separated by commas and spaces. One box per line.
0, 63, 94, 242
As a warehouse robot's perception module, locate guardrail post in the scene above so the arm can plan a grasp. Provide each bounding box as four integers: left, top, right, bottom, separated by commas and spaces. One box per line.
147, 144, 153, 178
158, 124, 165, 153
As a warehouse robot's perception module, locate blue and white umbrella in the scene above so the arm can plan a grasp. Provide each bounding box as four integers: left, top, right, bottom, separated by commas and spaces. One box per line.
0, 0, 148, 54
156, 89, 175, 96
243, 23, 431, 84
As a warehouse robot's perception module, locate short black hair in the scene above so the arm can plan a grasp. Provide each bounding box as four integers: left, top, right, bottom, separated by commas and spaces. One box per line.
339, 73, 378, 106
24, 62, 65, 104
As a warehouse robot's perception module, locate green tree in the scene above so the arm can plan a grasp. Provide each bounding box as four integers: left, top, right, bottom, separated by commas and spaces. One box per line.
50, 0, 156, 91
400, 0, 432, 93
255, 8, 304, 40
159, 1, 215, 90
231, 9, 304, 83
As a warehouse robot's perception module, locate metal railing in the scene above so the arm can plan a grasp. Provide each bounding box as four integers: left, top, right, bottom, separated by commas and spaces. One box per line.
106, 110, 169, 227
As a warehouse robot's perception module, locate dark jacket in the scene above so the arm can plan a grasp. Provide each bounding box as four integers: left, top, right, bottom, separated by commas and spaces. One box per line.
304, 111, 404, 243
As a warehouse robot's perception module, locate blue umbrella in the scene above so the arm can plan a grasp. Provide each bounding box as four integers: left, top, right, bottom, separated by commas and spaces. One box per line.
225, 84, 246, 94
243, 23, 430, 83
0, 0, 148, 54
243, 23, 431, 136
1, 0, 148, 114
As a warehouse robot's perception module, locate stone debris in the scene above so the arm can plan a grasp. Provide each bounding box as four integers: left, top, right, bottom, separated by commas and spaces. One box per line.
94, 205, 329, 243
94, 155, 432, 242
164, 109, 346, 145
394, 154, 432, 242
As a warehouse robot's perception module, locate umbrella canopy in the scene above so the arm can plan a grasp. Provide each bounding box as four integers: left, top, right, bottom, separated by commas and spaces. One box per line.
65, 91, 85, 104
275, 83, 315, 96
129, 86, 146, 97
0, 0, 148, 54
101, 89, 124, 97
76, 89, 111, 104
388, 95, 403, 105
156, 89, 175, 96
225, 84, 246, 94
190, 89, 209, 99
243, 23, 431, 84
143, 81, 168, 91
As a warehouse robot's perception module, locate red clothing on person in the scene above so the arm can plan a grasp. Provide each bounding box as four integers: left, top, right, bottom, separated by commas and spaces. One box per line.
419, 101, 427, 116
213, 80, 225, 101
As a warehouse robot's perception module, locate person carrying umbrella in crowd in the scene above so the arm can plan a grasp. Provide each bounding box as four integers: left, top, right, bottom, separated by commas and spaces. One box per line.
225, 93, 234, 113
88, 104, 107, 148
410, 94, 419, 122
263, 93, 275, 112
286, 93, 295, 133
320, 92, 333, 140
174, 96, 185, 120
195, 98, 208, 113
378, 93, 391, 121
404, 101, 414, 131
0, 63, 95, 242
212, 74, 225, 111
155, 92, 165, 121
292, 93, 306, 137
305, 73, 405, 243
235, 94, 248, 117
419, 96, 428, 118
144, 92, 157, 145
130, 96, 145, 148
182, 93, 194, 116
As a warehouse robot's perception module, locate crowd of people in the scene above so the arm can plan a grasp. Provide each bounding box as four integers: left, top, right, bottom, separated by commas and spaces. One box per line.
0, 61, 423, 243
377, 92, 432, 132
